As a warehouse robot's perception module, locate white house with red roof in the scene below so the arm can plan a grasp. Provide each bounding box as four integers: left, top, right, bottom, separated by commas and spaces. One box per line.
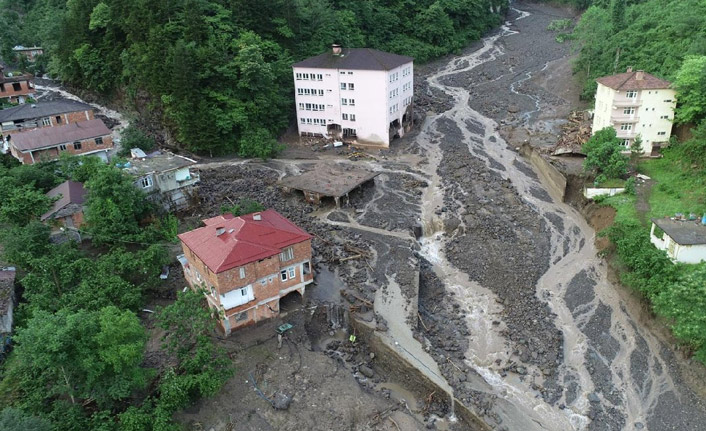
177, 209, 314, 334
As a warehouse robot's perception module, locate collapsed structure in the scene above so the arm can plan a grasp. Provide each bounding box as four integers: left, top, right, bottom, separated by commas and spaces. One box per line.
280, 163, 378, 206
178, 210, 314, 335
292, 45, 414, 147
0, 66, 34, 104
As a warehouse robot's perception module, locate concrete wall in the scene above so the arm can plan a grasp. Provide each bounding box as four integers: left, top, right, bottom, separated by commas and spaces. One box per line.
649, 223, 706, 264
584, 187, 625, 199
519, 143, 567, 202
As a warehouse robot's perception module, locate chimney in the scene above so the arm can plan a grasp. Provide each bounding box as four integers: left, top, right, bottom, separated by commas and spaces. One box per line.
332, 44, 342, 56
626, 66, 633, 73
636, 70, 645, 80
253, 212, 262, 221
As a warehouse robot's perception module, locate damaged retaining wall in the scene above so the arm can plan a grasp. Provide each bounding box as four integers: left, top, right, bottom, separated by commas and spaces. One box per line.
351, 317, 491, 431
519, 143, 567, 202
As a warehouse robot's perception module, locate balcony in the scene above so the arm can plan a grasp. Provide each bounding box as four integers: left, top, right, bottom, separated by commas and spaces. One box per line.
616, 129, 637, 139
612, 96, 642, 108
610, 114, 639, 123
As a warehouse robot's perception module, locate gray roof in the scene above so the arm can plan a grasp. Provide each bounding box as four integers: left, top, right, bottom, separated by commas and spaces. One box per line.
41, 181, 87, 221
123, 151, 197, 177
0, 100, 92, 123
652, 218, 706, 245
280, 164, 379, 197
293, 48, 413, 71
11, 118, 110, 151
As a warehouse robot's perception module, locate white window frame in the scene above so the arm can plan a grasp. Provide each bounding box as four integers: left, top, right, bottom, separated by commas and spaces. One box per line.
342, 113, 349, 120
288, 267, 295, 279
139, 176, 153, 188
340, 83, 346, 90
349, 99, 355, 106
280, 247, 294, 262
280, 269, 288, 281
42, 117, 51, 126
348, 83, 354, 90
626, 91, 637, 98
239, 267, 246, 279
341, 98, 348, 105
620, 123, 632, 131
350, 114, 356, 122
623, 107, 635, 115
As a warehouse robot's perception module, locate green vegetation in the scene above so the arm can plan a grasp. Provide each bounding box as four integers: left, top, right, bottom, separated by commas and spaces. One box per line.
548, 19, 573, 32
0, 0, 509, 157
220, 198, 265, 216
0, 155, 231, 430
582, 127, 628, 183
116, 125, 156, 158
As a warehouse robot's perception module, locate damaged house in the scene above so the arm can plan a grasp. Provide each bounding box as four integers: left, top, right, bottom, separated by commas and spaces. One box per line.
0, 66, 35, 104
121, 149, 200, 210
292, 44, 414, 147
178, 210, 314, 335
41, 180, 87, 232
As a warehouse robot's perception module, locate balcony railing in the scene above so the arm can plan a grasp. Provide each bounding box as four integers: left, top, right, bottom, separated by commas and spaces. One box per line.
616, 129, 637, 139
611, 115, 639, 123
612, 96, 642, 108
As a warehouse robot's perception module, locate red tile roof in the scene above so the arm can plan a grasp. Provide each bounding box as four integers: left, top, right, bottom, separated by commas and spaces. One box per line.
178, 209, 312, 273
11, 118, 110, 151
596, 70, 671, 91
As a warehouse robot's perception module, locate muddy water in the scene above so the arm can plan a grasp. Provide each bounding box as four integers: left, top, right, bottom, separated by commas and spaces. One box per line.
413, 5, 706, 431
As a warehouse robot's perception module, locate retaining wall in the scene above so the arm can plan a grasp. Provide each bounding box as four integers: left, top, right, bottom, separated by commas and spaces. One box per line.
520, 143, 567, 202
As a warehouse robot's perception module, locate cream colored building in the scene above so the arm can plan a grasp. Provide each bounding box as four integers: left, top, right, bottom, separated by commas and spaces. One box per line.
650, 218, 706, 264
292, 45, 414, 147
592, 67, 676, 156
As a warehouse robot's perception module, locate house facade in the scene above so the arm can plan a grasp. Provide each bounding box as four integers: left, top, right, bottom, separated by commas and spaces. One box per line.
41, 180, 87, 231
8, 118, 113, 164
650, 218, 706, 264
178, 210, 314, 335
292, 45, 414, 147
592, 67, 676, 156
0, 66, 34, 104
122, 149, 200, 210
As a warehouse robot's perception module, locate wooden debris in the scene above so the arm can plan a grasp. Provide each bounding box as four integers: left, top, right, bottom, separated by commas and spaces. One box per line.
550, 110, 592, 156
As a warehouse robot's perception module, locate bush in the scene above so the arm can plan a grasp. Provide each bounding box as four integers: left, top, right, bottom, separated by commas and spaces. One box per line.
117, 125, 156, 157
548, 19, 573, 31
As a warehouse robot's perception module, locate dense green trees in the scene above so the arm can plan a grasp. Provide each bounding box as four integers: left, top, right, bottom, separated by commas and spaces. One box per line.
0, 0, 507, 157
582, 127, 628, 182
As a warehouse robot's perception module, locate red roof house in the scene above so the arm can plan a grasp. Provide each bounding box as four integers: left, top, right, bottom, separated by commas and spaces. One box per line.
178, 209, 314, 334
41, 181, 87, 230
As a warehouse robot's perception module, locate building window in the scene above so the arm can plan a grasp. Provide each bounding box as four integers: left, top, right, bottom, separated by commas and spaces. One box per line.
341, 83, 346, 90
280, 269, 288, 281
303, 73, 309, 80
56, 116, 62, 124
300, 118, 306, 124
239, 267, 246, 279
306, 118, 312, 125
621, 139, 630, 147
350, 114, 356, 121
42, 117, 51, 126
73, 141, 82, 150
347, 71, 353, 75
623, 107, 635, 115
343, 128, 356, 137
349, 99, 355, 106
626, 91, 637, 98
340, 71, 346, 75
620, 124, 632, 131
139, 176, 153, 188
297, 88, 303, 95
305, 103, 312, 110
12, 83, 21, 91
348, 83, 354, 90
280, 247, 294, 262
303, 261, 311, 275
59, 144, 67, 151
299, 103, 304, 110
342, 113, 349, 120
664, 99, 672, 103
341, 98, 348, 105
288, 267, 296, 279
657, 131, 666, 136
295, 73, 302, 80
317, 74, 323, 81
95, 137, 103, 146
660, 115, 669, 119
318, 89, 324, 96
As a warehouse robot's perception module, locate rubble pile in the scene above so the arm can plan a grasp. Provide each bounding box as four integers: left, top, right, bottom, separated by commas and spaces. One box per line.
550, 110, 591, 156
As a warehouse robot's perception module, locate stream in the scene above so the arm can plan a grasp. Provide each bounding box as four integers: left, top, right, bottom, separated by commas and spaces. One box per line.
410, 4, 706, 431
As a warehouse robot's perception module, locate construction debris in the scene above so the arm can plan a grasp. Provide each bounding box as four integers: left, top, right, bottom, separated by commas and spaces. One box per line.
550, 110, 591, 156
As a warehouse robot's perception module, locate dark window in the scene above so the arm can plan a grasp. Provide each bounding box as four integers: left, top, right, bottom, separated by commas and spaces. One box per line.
12, 83, 21, 91
0, 83, 5, 92
73, 141, 82, 150
55, 116, 62, 124
235, 311, 248, 321
95, 137, 103, 146
59, 144, 67, 151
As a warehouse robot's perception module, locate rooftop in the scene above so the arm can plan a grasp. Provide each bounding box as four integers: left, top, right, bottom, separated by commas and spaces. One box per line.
178, 209, 312, 273
11, 118, 110, 151
0, 100, 93, 123
596, 69, 671, 91
13, 46, 42, 51
293, 48, 413, 71
41, 181, 87, 221
122, 150, 197, 176
279, 164, 379, 198
652, 218, 706, 245
0, 267, 16, 317
0, 72, 33, 84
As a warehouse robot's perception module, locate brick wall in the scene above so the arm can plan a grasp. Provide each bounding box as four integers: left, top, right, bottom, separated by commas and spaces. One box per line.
12, 133, 113, 164
3, 110, 95, 136
0, 79, 35, 102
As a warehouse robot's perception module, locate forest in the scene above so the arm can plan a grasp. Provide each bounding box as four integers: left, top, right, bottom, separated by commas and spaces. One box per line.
0, 0, 508, 157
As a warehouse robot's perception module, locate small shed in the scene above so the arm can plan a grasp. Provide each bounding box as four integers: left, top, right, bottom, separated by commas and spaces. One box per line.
650, 218, 706, 264
0, 267, 16, 334
279, 164, 379, 206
